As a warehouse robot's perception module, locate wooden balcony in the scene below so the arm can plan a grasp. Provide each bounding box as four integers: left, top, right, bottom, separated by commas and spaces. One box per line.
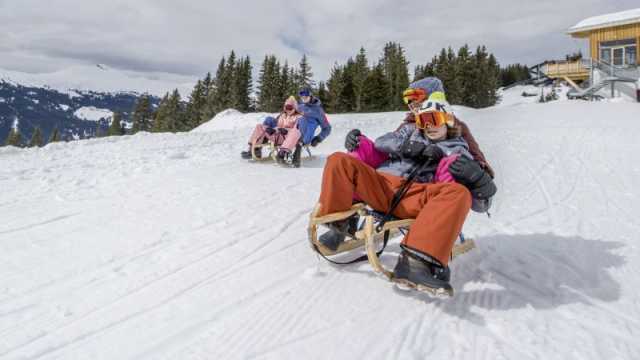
542, 60, 590, 81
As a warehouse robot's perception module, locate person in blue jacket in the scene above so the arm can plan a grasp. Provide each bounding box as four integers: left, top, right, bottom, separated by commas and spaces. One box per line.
297, 88, 331, 147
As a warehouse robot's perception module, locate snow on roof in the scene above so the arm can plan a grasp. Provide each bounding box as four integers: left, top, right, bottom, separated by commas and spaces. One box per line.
568, 8, 640, 34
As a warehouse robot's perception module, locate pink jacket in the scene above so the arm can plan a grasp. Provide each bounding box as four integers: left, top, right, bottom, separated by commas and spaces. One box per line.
277, 97, 302, 128
348, 136, 389, 168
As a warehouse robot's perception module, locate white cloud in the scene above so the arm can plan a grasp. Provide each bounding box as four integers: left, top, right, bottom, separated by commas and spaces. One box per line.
0, 0, 637, 83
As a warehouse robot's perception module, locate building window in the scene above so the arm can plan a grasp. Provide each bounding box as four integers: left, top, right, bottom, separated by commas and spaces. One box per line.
600, 48, 611, 64
599, 38, 637, 66
626, 45, 637, 65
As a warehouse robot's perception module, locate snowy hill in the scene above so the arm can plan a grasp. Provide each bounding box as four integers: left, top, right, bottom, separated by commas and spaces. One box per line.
1, 92, 639, 359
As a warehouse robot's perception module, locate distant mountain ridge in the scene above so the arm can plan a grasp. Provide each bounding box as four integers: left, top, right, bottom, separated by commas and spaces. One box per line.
0, 79, 160, 142
0, 65, 195, 143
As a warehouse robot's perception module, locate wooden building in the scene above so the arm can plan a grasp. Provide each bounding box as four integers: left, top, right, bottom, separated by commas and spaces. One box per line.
568, 8, 640, 67
542, 8, 640, 99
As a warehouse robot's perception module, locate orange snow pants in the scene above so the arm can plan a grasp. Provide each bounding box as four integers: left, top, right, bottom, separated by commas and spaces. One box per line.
318, 152, 472, 265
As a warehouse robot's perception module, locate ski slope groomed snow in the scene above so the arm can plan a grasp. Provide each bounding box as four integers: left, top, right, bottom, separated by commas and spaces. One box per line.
1, 92, 640, 359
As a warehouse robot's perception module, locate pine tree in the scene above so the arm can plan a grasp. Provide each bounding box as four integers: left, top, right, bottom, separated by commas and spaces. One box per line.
165, 89, 184, 131
226, 51, 238, 109
485, 53, 501, 106
456, 45, 474, 106
326, 63, 345, 113
298, 54, 315, 89
381, 42, 409, 110
352, 47, 370, 112
131, 95, 153, 133
49, 127, 61, 143
414, 44, 502, 108
153, 93, 170, 132
257, 55, 282, 112
4, 127, 22, 147
340, 59, 356, 112
235, 56, 253, 112
279, 61, 290, 101
184, 81, 207, 130
207, 56, 227, 115
108, 112, 125, 136
362, 63, 389, 112
499, 63, 530, 87
29, 127, 44, 147
317, 81, 329, 108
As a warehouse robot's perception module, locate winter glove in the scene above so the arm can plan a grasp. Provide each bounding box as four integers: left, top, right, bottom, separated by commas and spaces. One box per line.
264, 127, 276, 136
345, 129, 362, 152
422, 144, 444, 165
310, 135, 322, 147
277, 128, 288, 136
401, 140, 427, 160
449, 156, 497, 199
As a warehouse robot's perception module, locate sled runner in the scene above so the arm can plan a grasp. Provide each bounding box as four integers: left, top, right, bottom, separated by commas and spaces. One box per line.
308, 202, 475, 296
250, 139, 313, 168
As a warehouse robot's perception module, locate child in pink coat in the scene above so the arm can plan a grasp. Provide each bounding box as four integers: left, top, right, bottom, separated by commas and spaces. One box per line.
241, 96, 303, 160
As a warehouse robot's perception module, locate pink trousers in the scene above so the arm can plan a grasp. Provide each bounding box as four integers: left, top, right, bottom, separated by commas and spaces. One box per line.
248, 124, 302, 152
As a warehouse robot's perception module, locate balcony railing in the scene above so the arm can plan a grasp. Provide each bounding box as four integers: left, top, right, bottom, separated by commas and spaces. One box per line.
542, 60, 590, 79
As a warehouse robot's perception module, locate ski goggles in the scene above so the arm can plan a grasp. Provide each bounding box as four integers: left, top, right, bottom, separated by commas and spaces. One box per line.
415, 111, 454, 129
284, 104, 295, 111
402, 88, 428, 105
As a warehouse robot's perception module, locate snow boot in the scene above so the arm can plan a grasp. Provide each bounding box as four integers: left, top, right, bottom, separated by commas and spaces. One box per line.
241, 145, 261, 160
318, 215, 359, 251
393, 247, 453, 296
291, 144, 302, 168
276, 149, 289, 164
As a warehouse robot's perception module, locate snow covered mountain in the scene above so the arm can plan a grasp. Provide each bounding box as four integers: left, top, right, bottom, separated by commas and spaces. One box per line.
0, 65, 194, 142
1, 89, 639, 359
0, 64, 195, 97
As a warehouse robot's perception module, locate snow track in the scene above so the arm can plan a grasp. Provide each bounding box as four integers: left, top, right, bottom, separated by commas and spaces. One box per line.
1, 96, 639, 359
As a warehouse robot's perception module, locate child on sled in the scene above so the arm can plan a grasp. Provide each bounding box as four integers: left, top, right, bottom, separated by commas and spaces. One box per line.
315, 94, 497, 295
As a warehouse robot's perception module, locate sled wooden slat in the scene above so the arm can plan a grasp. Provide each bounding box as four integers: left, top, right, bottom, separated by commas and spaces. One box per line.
251, 142, 277, 162
308, 202, 475, 287
309, 203, 365, 226
308, 203, 366, 256
364, 215, 394, 279
451, 238, 475, 258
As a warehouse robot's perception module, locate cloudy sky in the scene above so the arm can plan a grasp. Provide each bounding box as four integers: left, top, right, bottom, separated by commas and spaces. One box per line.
0, 0, 637, 83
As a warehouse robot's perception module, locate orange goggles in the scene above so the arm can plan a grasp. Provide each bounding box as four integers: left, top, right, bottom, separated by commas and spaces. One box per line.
402, 88, 427, 105
415, 111, 453, 129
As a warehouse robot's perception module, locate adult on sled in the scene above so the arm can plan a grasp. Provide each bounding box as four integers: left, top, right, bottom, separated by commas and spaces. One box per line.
240, 96, 303, 162
344, 77, 494, 178
296, 88, 331, 148
314, 96, 497, 295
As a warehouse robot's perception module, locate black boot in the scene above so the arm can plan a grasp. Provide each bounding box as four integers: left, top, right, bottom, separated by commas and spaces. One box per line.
318, 215, 359, 251
393, 247, 452, 295
276, 149, 289, 164
291, 144, 302, 168
241, 145, 261, 160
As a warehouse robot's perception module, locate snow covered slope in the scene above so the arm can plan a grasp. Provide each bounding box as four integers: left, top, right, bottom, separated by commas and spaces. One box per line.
1, 96, 639, 359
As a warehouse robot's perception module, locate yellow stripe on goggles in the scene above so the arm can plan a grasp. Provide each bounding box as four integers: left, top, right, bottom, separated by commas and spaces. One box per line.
402, 88, 428, 104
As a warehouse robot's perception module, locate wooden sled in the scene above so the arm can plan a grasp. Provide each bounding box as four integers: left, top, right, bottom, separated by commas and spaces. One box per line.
251, 140, 313, 168
308, 203, 475, 293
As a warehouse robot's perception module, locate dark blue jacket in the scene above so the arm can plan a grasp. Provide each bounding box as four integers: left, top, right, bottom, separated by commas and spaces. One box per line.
297, 98, 331, 144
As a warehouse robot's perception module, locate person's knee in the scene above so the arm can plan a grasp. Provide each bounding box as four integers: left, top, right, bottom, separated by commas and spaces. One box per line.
447, 183, 472, 208
326, 152, 352, 169
327, 151, 350, 164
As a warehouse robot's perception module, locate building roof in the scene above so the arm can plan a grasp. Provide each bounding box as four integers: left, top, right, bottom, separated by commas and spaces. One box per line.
568, 8, 640, 34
